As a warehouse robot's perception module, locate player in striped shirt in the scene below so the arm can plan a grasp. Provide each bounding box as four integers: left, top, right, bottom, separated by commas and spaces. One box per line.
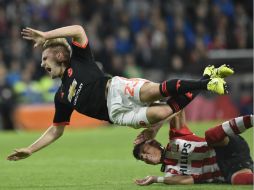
133, 110, 253, 185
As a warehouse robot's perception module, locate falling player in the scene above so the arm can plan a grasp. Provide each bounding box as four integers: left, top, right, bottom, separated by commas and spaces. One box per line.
7, 25, 233, 161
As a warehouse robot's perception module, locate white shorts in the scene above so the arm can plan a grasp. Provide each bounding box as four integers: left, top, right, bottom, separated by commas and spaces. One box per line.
107, 76, 150, 128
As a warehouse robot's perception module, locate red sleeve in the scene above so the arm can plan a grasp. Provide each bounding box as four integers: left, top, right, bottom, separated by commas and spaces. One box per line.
169, 125, 193, 140
71, 28, 89, 48
72, 39, 88, 49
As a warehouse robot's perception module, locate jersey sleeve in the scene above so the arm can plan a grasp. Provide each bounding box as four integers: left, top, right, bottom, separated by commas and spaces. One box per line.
169, 125, 193, 140
72, 38, 88, 49
71, 39, 91, 60
72, 28, 89, 49
53, 93, 74, 126
70, 40, 97, 68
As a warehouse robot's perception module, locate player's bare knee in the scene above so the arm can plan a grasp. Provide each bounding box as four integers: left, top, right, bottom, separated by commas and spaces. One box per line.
147, 106, 172, 124
140, 82, 161, 103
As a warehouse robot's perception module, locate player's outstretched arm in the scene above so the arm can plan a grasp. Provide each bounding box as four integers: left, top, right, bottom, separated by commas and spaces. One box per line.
7, 125, 65, 161
169, 110, 186, 130
134, 111, 182, 145
135, 175, 194, 186
21, 25, 87, 48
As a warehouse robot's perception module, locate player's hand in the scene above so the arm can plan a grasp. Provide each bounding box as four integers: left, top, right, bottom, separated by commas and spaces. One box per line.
135, 176, 156, 186
134, 128, 156, 145
7, 148, 32, 161
21, 27, 46, 48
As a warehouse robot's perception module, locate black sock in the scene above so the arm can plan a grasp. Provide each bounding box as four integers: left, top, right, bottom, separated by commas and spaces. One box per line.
167, 92, 194, 113
159, 79, 210, 97
166, 75, 208, 113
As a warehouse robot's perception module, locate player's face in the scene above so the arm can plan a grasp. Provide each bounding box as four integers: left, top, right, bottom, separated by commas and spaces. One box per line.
139, 143, 162, 165
41, 49, 64, 79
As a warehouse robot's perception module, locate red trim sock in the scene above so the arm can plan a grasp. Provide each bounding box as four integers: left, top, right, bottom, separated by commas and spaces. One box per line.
205, 115, 253, 144
159, 79, 209, 97
167, 92, 196, 113
221, 115, 253, 136
232, 172, 254, 185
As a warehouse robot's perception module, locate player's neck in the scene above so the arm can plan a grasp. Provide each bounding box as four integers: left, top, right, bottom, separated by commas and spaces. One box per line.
60, 66, 67, 78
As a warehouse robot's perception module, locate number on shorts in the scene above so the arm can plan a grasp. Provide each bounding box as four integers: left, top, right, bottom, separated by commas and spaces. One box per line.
124, 81, 138, 97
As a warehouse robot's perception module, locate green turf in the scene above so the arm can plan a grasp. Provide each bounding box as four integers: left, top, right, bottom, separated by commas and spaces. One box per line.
0, 121, 253, 190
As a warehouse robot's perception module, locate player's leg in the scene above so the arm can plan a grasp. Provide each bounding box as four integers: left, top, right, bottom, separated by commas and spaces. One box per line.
146, 90, 200, 124
165, 73, 210, 113
214, 135, 253, 184
145, 77, 207, 124
111, 102, 185, 127
140, 77, 226, 103
140, 64, 234, 103
146, 104, 173, 124
205, 115, 253, 146
108, 69, 228, 127
158, 78, 221, 97
108, 76, 203, 121
138, 70, 219, 125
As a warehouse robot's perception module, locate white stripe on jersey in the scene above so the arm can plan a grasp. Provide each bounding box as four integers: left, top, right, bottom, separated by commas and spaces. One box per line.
222, 121, 234, 136
235, 117, 245, 132
163, 137, 224, 183
205, 176, 225, 182
165, 139, 216, 160
166, 149, 216, 161
215, 176, 225, 182
164, 163, 220, 175
191, 163, 221, 174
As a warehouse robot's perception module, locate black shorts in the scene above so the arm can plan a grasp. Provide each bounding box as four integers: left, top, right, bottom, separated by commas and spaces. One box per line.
214, 135, 253, 183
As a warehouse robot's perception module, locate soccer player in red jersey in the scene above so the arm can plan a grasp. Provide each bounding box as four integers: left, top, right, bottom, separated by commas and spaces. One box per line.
133, 110, 253, 185
7, 25, 233, 161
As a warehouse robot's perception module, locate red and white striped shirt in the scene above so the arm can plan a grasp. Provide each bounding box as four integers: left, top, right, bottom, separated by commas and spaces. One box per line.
162, 125, 225, 183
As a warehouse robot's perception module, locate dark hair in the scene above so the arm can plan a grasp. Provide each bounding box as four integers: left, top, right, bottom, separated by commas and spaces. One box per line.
133, 141, 146, 160
133, 140, 164, 160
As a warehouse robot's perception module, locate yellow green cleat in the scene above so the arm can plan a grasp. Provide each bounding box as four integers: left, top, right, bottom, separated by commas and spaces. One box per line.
203, 65, 215, 77
207, 77, 227, 95
203, 64, 234, 78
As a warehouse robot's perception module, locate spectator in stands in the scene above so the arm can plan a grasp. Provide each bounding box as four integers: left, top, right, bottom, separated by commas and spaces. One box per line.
0, 64, 16, 130
14, 67, 42, 104
0, 0, 251, 107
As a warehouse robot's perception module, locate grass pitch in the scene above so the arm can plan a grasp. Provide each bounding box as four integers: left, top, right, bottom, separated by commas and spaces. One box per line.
0, 121, 253, 190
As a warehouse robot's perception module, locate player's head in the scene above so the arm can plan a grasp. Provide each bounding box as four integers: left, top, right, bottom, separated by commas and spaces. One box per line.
41, 38, 71, 79
133, 140, 164, 165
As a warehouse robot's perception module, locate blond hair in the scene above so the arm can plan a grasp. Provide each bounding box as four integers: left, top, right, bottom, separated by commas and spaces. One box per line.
42, 38, 72, 66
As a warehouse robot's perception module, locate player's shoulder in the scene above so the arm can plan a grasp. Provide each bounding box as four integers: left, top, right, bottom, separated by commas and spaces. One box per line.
70, 42, 93, 64
170, 126, 193, 139
71, 40, 90, 53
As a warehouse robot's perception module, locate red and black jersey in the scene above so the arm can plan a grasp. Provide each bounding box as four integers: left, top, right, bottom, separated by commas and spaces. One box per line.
53, 41, 111, 126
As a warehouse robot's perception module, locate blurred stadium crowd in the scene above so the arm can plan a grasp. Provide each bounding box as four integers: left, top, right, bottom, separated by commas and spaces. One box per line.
0, 0, 252, 129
